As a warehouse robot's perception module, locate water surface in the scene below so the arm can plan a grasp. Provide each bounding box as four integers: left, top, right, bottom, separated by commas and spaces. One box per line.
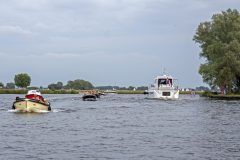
0, 94, 240, 160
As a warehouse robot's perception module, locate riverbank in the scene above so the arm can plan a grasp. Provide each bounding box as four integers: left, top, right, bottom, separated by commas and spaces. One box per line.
0, 89, 145, 94
115, 90, 204, 94
0, 89, 79, 94
200, 91, 240, 100
0, 89, 204, 95
116, 90, 145, 94
209, 95, 240, 100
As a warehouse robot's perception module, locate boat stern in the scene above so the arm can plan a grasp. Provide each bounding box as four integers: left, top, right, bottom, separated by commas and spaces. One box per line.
153, 89, 179, 100
13, 99, 50, 112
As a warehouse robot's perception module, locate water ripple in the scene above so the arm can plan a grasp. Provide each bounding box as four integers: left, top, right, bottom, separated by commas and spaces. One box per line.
0, 94, 240, 159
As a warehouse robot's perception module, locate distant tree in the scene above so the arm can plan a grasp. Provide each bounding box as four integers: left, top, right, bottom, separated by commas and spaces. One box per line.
195, 86, 210, 91
6, 82, 15, 89
137, 86, 148, 90
65, 80, 74, 89
65, 79, 94, 90
56, 82, 63, 89
193, 9, 240, 94
128, 86, 135, 90
95, 86, 119, 90
27, 86, 39, 90
48, 81, 63, 90
0, 82, 4, 88
119, 87, 127, 90
48, 83, 57, 90
14, 73, 31, 88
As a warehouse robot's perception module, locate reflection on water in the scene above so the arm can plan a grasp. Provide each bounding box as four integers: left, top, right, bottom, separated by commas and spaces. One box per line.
0, 94, 240, 160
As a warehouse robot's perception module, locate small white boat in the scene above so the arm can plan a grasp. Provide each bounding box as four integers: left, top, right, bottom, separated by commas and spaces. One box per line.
149, 75, 179, 100
12, 90, 51, 112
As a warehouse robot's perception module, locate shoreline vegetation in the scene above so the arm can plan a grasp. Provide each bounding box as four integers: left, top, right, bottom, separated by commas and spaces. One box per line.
0, 89, 79, 94
200, 91, 240, 100
0, 89, 202, 95
1, 89, 240, 100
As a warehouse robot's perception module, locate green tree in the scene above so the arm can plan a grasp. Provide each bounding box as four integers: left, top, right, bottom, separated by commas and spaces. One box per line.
65, 79, 94, 90
14, 73, 31, 88
128, 86, 135, 90
48, 82, 63, 90
193, 9, 240, 94
0, 82, 4, 88
137, 86, 148, 90
56, 82, 63, 89
6, 82, 15, 89
48, 83, 57, 90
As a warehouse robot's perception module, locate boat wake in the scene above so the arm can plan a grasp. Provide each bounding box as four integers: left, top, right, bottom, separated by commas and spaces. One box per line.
52, 109, 65, 113
7, 109, 50, 113
8, 109, 69, 113
7, 109, 18, 113
145, 97, 178, 101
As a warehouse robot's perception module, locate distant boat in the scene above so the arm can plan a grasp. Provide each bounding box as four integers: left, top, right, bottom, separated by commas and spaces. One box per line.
82, 90, 102, 101
149, 75, 179, 100
82, 94, 97, 101
12, 90, 51, 112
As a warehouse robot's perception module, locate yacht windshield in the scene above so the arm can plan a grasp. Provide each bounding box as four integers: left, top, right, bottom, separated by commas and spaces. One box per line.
158, 79, 172, 86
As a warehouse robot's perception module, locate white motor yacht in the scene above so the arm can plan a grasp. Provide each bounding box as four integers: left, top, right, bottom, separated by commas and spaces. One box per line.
149, 75, 179, 100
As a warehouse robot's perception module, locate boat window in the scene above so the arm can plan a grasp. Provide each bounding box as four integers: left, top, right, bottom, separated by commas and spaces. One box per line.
162, 92, 171, 96
158, 79, 172, 86
158, 79, 167, 85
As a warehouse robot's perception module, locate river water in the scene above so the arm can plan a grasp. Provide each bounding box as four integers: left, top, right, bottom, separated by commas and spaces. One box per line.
0, 94, 240, 160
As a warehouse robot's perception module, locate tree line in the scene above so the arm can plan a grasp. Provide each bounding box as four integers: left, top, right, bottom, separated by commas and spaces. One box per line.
95, 86, 148, 90
0, 73, 31, 89
48, 80, 94, 90
0, 73, 148, 91
0, 73, 94, 90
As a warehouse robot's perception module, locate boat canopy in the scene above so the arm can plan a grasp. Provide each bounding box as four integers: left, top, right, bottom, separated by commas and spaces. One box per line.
27, 90, 41, 96
155, 75, 175, 80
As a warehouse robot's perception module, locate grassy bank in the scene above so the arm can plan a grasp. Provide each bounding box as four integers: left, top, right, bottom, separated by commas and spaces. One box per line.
0, 89, 28, 94
200, 91, 240, 100
0, 89, 79, 94
116, 90, 145, 94
179, 91, 203, 94
116, 90, 203, 95
0, 89, 205, 95
40, 89, 79, 94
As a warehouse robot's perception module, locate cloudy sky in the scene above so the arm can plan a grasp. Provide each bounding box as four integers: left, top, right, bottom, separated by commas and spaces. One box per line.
0, 0, 239, 88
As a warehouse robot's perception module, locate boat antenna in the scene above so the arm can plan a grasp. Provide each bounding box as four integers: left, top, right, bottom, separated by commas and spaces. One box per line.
163, 68, 168, 75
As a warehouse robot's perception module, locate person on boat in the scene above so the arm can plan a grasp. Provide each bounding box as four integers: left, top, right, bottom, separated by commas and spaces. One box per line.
166, 78, 172, 87
25, 93, 47, 104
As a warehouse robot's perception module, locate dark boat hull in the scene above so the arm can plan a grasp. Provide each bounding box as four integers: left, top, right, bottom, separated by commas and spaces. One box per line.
82, 94, 97, 101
